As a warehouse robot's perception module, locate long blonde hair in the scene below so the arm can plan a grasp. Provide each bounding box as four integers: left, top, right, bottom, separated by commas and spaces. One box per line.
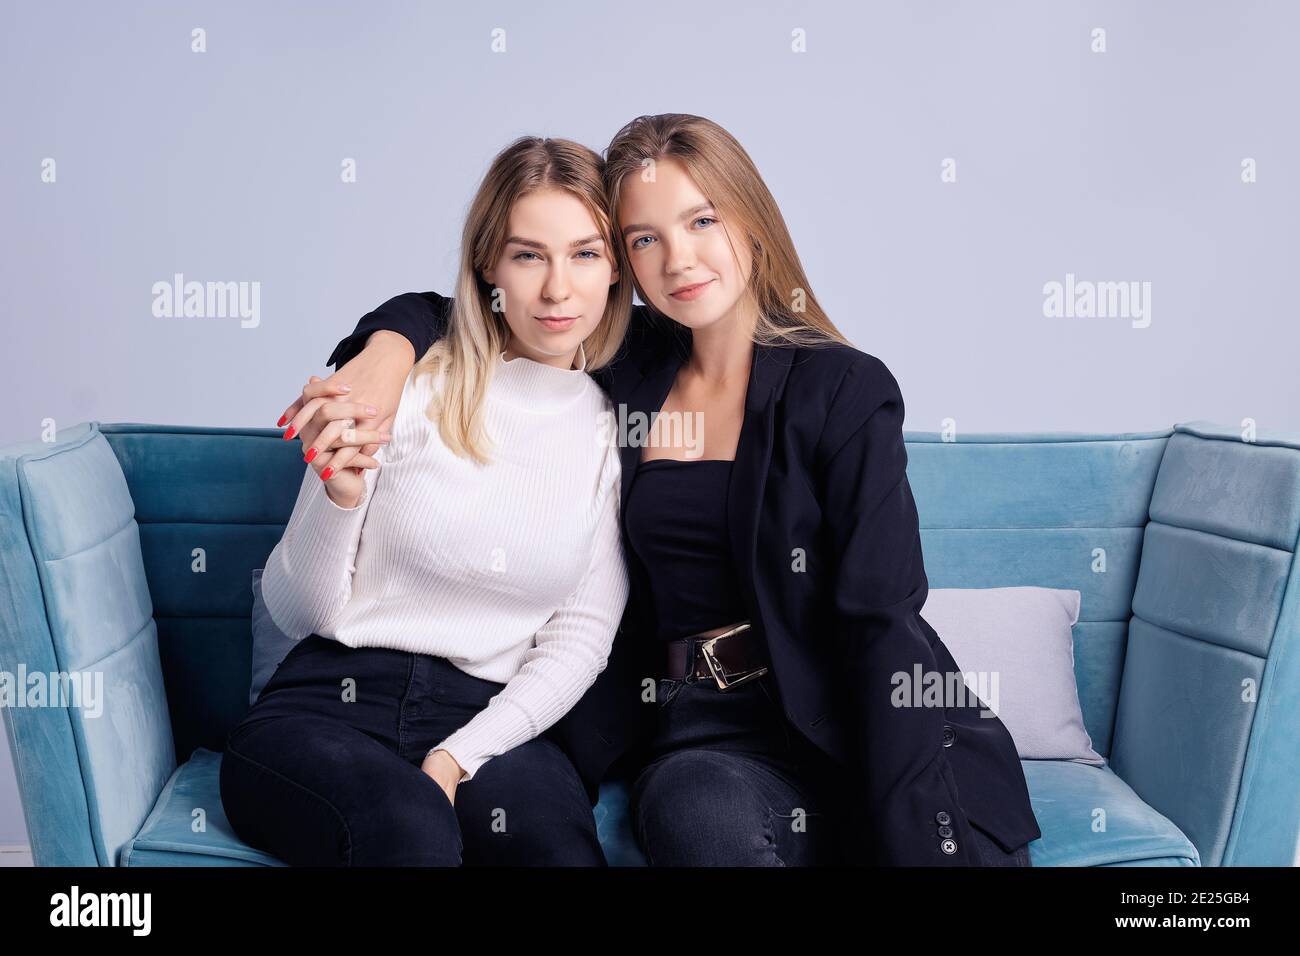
603, 113, 849, 348
415, 137, 632, 464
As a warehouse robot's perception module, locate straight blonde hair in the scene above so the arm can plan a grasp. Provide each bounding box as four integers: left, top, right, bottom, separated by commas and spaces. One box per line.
415, 137, 632, 464
603, 113, 849, 348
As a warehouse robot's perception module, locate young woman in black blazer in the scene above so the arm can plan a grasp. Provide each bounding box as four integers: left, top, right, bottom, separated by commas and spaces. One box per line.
281, 114, 1041, 866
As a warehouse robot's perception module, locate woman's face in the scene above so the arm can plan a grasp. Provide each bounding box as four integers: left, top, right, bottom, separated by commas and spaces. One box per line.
483, 188, 619, 368
618, 157, 753, 333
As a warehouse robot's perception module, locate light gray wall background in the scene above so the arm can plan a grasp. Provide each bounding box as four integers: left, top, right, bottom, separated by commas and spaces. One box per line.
1, 1, 1295, 849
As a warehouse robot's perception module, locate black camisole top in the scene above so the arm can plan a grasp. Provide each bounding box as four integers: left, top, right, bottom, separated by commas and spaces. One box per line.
624, 457, 750, 641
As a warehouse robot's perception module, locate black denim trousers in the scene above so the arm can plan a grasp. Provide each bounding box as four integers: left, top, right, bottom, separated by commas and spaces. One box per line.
629, 672, 1032, 867
219, 635, 605, 866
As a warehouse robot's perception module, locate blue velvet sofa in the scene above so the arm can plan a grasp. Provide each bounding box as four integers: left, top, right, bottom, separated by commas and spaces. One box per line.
2, 419, 1297, 867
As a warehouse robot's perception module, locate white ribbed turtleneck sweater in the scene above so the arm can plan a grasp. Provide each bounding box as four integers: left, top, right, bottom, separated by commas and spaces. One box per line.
260, 346, 629, 782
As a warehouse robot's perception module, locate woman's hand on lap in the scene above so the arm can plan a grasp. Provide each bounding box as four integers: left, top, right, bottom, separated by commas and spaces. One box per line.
421, 750, 464, 806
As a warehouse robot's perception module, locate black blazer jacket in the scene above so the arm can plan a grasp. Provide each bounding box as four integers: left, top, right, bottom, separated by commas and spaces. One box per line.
326, 292, 1042, 865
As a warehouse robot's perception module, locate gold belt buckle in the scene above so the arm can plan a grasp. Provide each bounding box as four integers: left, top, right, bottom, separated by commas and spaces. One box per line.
696, 622, 768, 692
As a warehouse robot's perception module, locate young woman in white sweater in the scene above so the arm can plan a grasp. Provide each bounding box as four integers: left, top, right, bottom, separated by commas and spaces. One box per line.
219, 137, 631, 866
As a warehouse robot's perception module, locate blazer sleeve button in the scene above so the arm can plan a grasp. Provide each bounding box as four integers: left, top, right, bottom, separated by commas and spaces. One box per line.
942, 724, 956, 747
936, 810, 951, 825
941, 838, 958, 855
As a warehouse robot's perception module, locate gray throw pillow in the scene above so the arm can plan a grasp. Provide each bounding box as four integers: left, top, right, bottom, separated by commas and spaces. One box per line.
249, 567, 301, 706
920, 586, 1106, 765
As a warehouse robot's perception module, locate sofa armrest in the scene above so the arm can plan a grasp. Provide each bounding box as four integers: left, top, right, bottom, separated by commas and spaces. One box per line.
1112, 421, 1300, 866
0, 422, 176, 865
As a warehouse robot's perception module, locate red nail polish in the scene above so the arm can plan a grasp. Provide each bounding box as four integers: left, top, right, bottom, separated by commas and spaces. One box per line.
304, 448, 318, 463
276, 414, 288, 427
320, 466, 334, 480
284, 425, 296, 440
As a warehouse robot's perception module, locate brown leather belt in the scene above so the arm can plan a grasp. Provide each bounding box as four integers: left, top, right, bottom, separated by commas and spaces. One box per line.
664, 622, 770, 691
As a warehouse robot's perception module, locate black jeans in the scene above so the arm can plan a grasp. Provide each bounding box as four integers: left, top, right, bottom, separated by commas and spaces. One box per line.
630, 673, 848, 866
630, 673, 1032, 867
219, 635, 605, 866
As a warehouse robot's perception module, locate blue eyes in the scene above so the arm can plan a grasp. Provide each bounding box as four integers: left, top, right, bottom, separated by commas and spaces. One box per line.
630, 216, 717, 250
512, 249, 600, 262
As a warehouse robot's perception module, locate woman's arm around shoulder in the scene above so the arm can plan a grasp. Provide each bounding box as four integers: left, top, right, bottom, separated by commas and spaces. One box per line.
325, 294, 681, 390
327, 291, 452, 370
